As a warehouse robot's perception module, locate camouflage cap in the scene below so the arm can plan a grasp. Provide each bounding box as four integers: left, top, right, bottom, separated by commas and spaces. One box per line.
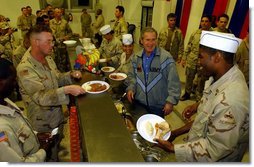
0, 22, 10, 29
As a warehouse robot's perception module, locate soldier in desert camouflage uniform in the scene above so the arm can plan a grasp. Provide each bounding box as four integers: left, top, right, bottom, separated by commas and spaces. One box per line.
13, 31, 31, 67
0, 22, 15, 62
112, 5, 128, 40
17, 7, 31, 39
213, 14, 232, 33
180, 15, 213, 101
158, 13, 184, 61
50, 8, 73, 72
49, 8, 73, 41
80, 8, 92, 38
235, 31, 249, 86
17, 25, 85, 161
26, 6, 36, 28
0, 58, 46, 162
99, 25, 123, 68
92, 9, 105, 47
156, 31, 249, 162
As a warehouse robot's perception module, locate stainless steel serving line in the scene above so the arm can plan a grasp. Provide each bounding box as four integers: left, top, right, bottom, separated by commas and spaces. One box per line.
66, 40, 144, 162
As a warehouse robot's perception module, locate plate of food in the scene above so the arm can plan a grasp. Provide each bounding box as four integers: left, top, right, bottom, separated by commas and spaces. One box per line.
136, 114, 171, 143
101, 66, 115, 73
82, 80, 110, 94
109, 73, 127, 81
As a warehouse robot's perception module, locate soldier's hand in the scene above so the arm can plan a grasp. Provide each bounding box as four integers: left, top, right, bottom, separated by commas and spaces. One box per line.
71, 70, 82, 79
182, 102, 199, 121
64, 85, 86, 96
37, 132, 54, 151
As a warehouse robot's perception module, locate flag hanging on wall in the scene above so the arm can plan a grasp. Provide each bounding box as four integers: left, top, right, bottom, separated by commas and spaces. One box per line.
175, 0, 193, 37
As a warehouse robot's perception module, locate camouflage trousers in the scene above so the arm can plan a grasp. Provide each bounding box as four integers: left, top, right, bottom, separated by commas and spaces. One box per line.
82, 26, 93, 38
54, 43, 70, 72
184, 67, 209, 101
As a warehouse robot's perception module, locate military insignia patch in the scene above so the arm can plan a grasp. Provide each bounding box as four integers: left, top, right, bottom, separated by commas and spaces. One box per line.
19, 69, 29, 76
0, 131, 8, 142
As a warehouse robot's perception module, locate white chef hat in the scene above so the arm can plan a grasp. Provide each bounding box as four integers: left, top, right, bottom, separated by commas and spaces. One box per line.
122, 34, 133, 45
200, 31, 242, 53
100, 25, 111, 35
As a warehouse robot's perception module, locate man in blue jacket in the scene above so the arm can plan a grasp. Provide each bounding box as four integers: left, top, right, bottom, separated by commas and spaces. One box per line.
126, 27, 181, 120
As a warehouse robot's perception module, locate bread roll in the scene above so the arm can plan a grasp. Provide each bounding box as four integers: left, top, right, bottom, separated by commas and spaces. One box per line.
154, 121, 171, 140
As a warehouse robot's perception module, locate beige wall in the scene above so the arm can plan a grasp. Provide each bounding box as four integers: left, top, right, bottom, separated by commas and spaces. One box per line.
0, 0, 40, 44
0, 0, 239, 48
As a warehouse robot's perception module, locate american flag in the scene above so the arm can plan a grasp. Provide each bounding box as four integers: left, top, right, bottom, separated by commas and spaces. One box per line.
0, 131, 8, 142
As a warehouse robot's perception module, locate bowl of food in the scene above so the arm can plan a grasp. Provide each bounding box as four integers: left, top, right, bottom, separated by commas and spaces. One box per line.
109, 72, 127, 81
101, 66, 115, 73
63, 40, 77, 47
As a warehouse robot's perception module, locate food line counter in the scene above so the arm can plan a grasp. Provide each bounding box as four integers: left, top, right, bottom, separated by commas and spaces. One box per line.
66, 41, 144, 162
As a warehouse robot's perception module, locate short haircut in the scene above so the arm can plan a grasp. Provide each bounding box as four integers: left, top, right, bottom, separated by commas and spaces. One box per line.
36, 17, 44, 25
29, 25, 52, 39
116, 5, 125, 15
201, 14, 212, 22
97, 9, 102, 15
199, 44, 234, 64
42, 15, 49, 19
36, 10, 41, 15
0, 58, 14, 79
21, 7, 26, 11
141, 27, 158, 39
218, 13, 229, 21
167, 13, 176, 20
26, 6, 31, 9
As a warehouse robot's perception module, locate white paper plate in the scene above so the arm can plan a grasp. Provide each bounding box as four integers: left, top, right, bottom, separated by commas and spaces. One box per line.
101, 66, 115, 73
82, 80, 110, 94
63, 40, 77, 47
136, 114, 171, 143
109, 72, 127, 81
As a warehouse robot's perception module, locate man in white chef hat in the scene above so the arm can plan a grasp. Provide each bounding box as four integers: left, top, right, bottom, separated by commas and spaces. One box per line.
156, 31, 249, 162
99, 24, 123, 68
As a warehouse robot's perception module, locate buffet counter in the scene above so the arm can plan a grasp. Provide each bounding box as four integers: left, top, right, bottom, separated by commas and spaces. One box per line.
67, 41, 144, 162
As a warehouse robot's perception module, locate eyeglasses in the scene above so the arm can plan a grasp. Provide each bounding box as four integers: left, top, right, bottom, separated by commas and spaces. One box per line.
36, 39, 55, 45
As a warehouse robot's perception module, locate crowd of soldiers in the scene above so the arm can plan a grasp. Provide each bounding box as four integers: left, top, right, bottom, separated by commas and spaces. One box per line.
0, 3, 249, 162
0, 4, 129, 162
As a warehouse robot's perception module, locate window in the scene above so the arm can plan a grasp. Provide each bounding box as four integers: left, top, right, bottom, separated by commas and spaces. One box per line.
70, 0, 92, 9
141, 7, 153, 30
40, 0, 94, 10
